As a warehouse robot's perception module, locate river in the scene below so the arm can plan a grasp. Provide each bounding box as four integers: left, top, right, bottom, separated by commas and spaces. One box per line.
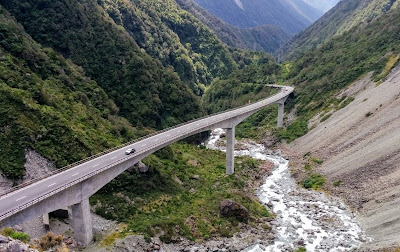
205, 129, 369, 252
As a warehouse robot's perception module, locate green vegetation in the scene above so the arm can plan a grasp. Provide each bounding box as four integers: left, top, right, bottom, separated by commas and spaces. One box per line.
0, 7, 141, 178
1, 227, 30, 243
202, 52, 282, 139
276, 119, 308, 143
311, 157, 324, 165
99, 0, 237, 95
2, 0, 203, 129
38, 233, 63, 251
280, 0, 399, 61
91, 143, 270, 242
333, 180, 343, 187
302, 173, 327, 190
176, 0, 292, 53
294, 247, 307, 252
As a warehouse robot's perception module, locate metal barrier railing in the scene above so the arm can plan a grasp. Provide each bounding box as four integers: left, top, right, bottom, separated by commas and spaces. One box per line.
0, 84, 288, 198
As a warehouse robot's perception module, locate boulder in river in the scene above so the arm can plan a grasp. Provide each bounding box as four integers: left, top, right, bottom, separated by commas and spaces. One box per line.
219, 199, 250, 223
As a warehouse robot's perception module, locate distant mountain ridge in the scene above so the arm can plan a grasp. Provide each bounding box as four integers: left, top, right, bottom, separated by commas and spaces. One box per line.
176, 0, 292, 53
192, 0, 323, 34
279, 0, 399, 60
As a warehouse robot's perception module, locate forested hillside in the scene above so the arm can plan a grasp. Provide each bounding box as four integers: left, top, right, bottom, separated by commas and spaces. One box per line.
205, 5, 400, 141
279, 0, 400, 60
0, 6, 138, 179
98, 0, 238, 95
1, 0, 203, 129
176, 0, 292, 53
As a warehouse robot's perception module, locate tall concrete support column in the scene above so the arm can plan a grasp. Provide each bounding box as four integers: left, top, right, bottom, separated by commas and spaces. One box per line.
277, 103, 284, 128
71, 199, 93, 245
43, 213, 50, 231
226, 127, 235, 175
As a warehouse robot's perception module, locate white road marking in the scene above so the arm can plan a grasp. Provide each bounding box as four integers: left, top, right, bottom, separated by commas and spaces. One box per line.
93, 164, 99, 167
16, 196, 26, 202
111, 156, 117, 160
48, 183, 56, 187
155, 139, 159, 142
72, 173, 79, 177
166, 134, 170, 137
142, 144, 147, 147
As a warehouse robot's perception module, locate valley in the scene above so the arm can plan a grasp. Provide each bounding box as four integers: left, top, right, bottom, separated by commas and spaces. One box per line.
1, 0, 400, 251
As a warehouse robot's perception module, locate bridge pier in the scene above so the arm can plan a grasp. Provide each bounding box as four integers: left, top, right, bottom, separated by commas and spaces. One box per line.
71, 199, 93, 245
277, 95, 288, 128
226, 127, 235, 175
277, 103, 284, 128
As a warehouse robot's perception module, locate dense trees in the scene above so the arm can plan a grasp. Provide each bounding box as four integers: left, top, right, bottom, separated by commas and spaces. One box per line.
1, 0, 203, 129
0, 7, 138, 178
98, 0, 237, 95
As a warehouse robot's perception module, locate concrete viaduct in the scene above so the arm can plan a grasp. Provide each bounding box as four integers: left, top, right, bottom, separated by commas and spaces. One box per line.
0, 85, 293, 245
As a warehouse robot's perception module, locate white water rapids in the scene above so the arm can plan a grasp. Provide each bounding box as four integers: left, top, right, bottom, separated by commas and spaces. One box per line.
205, 129, 369, 251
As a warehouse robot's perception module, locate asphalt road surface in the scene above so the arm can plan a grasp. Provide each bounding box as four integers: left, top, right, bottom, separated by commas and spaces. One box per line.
0, 85, 293, 220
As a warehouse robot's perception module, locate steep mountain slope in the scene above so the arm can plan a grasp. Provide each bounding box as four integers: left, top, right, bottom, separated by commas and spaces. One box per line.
1, 0, 203, 129
176, 0, 292, 53
98, 0, 238, 94
279, 0, 399, 60
205, 4, 400, 144
286, 66, 400, 249
0, 6, 137, 179
192, 0, 322, 34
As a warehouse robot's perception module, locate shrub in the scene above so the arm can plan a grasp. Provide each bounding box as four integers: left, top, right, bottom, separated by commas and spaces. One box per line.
303, 174, 326, 190
311, 157, 323, 165
39, 232, 63, 250
0, 228, 30, 243
333, 180, 343, 187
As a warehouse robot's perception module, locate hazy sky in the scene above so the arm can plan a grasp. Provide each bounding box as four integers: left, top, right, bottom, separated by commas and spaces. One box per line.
302, 0, 340, 13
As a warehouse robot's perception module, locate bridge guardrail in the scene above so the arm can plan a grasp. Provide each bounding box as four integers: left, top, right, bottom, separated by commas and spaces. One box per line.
0, 84, 287, 198
0, 85, 292, 220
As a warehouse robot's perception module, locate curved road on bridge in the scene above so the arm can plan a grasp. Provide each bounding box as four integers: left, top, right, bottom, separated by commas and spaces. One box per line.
0, 85, 293, 222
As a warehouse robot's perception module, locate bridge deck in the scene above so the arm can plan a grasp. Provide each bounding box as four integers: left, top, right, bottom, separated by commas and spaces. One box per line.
0, 85, 293, 221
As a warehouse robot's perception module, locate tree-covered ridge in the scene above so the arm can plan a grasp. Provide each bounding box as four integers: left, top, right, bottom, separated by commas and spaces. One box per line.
1, 0, 203, 129
98, 0, 237, 95
202, 52, 281, 114
176, 0, 292, 54
279, 0, 399, 61
204, 7, 400, 141
287, 5, 400, 116
0, 6, 138, 179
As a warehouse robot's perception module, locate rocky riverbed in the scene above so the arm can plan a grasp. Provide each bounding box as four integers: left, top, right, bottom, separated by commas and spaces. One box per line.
207, 129, 370, 251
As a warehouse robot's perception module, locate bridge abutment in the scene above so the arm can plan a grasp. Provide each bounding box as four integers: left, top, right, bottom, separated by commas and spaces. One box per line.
226, 127, 235, 175
71, 199, 93, 245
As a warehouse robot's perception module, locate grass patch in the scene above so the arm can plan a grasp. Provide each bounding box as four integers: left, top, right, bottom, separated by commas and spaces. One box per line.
1, 227, 30, 243
373, 53, 400, 82
320, 114, 331, 122
302, 174, 326, 190
333, 180, 343, 187
277, 119, 308, 143
91, 143, 270, 243
311, 157, 323, 165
